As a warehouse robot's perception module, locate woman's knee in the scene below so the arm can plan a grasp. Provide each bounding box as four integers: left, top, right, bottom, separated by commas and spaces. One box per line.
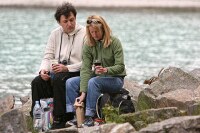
88, 77, 98, 85
88, 77, 100, 87
66, 77, 80, 91
88, 77, 100, 92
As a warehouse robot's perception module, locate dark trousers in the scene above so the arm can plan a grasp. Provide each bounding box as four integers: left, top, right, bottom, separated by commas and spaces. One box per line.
30, 71, 80, 119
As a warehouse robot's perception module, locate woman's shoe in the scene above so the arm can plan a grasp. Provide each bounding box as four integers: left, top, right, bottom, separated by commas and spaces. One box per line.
82, 116, 94, 127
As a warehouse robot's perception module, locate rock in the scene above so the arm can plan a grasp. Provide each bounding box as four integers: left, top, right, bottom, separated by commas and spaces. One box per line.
78, 125, 100, 133
20, 95, 30, 105
5, 74, 200, 132
98, 123, 135, 133
187, 102, 200, 115
155, 86, 200, 110
78, 123, 135, 133
123, 80, 143, 101
120, 107, 182, 131
46, 126, 78, 133
0, 109, 27, 133
137, 88, 156, 110
189, 68, 200, 80
139, 115, 200, 133
19, 97, 32, 116
137, 67, 200, 111
123, 79, 143, 111
0, 95, 15, 115
150, 67, 200, 96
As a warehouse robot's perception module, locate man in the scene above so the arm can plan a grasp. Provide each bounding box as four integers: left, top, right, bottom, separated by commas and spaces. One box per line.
30, 2, 85, 129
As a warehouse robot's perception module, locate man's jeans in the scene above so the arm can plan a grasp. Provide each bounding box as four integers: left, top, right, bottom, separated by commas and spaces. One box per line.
66, 76, 124, 117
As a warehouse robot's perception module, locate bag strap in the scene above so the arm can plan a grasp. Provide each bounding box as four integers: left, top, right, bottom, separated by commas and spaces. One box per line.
117, 100, 126, 115
96, 94, 104, 118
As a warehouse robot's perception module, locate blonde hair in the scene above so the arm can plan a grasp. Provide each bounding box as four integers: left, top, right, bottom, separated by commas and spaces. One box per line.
86, 15, 112, 48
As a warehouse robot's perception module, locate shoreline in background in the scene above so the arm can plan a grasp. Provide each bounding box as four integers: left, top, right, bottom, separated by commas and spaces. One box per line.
1, 0, 200, 10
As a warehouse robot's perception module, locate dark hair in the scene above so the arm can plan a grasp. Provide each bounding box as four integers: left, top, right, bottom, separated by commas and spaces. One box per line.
54, 2, 77, 22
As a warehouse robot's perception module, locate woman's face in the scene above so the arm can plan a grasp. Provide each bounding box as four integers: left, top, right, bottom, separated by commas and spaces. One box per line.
88, 26, 103, 41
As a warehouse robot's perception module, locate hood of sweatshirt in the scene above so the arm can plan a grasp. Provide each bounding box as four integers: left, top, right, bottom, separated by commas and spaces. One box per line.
60, 23, 84, 36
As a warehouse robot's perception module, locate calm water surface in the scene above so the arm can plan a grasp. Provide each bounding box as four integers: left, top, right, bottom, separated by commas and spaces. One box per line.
1, 7, 200, 101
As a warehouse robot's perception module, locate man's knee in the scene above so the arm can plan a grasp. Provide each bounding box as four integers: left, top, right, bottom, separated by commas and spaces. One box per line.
52, 73, 63, 82
31, 76, 42, 86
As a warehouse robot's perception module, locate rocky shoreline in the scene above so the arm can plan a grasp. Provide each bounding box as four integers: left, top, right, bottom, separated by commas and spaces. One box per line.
1, 66, 200, 132
1, 0, 200, 9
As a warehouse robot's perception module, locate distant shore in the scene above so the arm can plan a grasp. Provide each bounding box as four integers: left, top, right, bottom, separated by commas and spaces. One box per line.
1, 0, 200, 10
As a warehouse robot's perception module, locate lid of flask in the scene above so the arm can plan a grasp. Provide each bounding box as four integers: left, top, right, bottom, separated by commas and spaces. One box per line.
35, 101, 39, 104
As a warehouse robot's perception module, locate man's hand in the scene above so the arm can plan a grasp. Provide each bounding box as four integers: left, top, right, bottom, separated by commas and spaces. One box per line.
40, 69, 50, 81
52, 64, 68, 73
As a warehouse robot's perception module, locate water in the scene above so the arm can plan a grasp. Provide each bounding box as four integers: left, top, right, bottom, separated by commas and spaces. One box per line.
1, 7, 200, 100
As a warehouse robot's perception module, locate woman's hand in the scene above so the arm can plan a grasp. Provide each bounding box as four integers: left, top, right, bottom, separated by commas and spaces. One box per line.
76, 92, 86, 104
52, 64, 68, 73
95, 66, 107, 74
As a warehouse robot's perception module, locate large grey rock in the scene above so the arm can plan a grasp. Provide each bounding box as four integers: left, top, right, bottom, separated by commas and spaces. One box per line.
97, 123, 135, 133
189, 68, 200, 116
0, 109, 27, 133
120, 107, 182, 131
189, 68, 200, 80
0, 95, 15, 115
137, 67, 200, 111
137, 88, 156, 110
47, 126, 78, 133
150, 67, 200, 96
123, 79, 143, 100
155, 86, 200, 110
20, 95, 30, 105
139, 115, 200, 133
19, 97, 32, 116
187, 101, 200, 115
78, 125, 100, 133
78, 123, 135, 133
123, 79, 143, 111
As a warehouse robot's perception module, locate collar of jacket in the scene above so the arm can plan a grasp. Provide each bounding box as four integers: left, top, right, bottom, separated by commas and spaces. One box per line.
61, 23, 83, 36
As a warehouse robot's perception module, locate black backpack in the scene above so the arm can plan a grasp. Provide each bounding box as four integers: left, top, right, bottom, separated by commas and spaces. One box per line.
96, 88, 135, 119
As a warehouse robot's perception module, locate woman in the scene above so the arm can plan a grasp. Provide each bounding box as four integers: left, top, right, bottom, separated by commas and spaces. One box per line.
65, 15, 126, 127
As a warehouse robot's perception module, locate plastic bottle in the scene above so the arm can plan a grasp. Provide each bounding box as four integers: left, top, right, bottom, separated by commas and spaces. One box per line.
33, 101, 43, 132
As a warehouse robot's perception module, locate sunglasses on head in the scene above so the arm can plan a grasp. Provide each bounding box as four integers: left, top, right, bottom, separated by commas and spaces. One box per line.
86, 19, 101, 24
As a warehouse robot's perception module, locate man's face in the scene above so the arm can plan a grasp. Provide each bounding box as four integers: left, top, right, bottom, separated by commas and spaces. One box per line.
59, 12, 76, 33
